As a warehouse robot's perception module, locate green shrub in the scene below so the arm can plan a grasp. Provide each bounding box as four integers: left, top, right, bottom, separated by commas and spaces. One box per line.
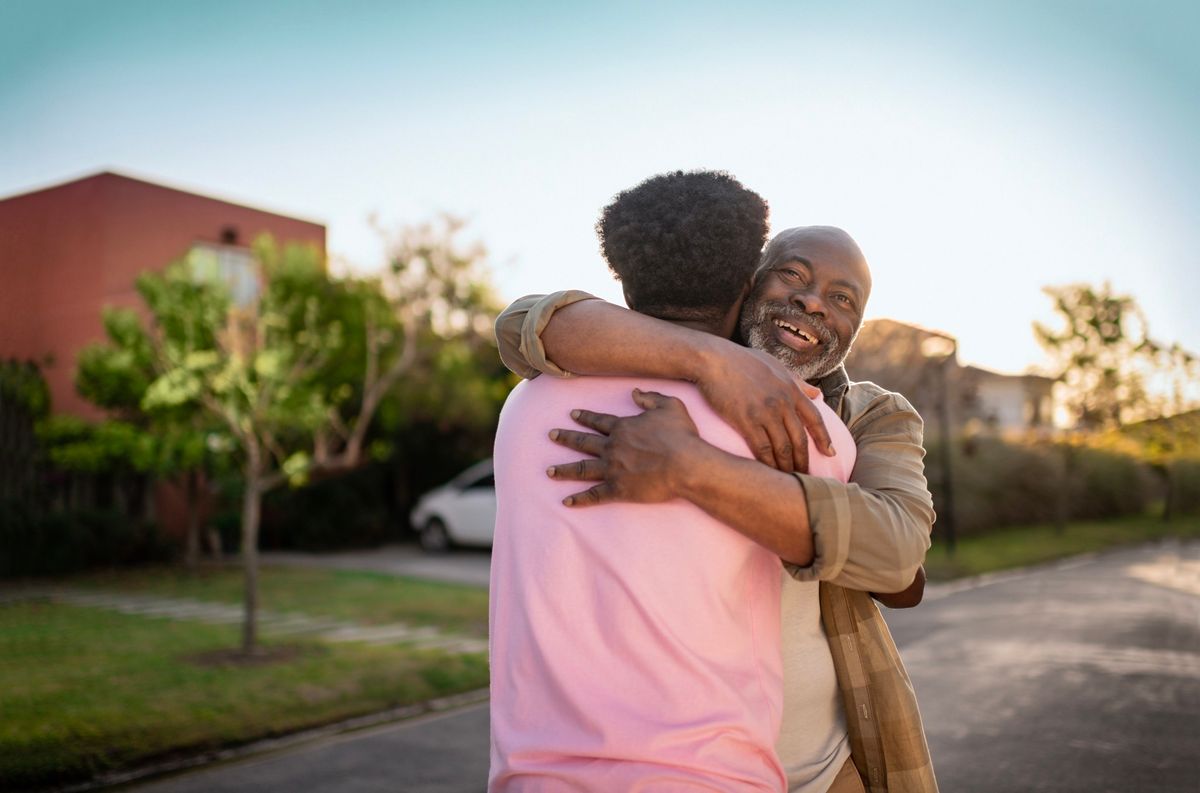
0, 502, 171, 578
1165, 459, 1200, 517
1067, 445, 1154, 519
925, 436, 1155, 537
258, 465, 391, 551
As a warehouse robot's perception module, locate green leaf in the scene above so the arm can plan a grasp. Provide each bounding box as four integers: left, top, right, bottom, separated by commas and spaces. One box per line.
143, 369, 201, 410
282, 451, 311, 487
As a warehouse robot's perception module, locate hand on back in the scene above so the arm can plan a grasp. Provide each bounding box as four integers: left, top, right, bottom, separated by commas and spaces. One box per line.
694, 343, 836, 474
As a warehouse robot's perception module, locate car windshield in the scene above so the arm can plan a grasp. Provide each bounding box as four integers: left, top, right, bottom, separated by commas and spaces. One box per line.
451, 459, 494, 489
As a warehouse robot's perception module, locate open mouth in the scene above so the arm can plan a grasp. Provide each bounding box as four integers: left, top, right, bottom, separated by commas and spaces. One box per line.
774, 318, 820, 348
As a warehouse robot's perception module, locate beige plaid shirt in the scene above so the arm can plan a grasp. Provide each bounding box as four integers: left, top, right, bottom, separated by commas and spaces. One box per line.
496, 291, 939, 793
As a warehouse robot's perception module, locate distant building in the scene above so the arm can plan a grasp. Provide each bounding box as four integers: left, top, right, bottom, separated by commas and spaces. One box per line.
0, 171, 326, 419
844, 318, 1054, 436
0, 171, 325, 538
957, 364, 1054, 434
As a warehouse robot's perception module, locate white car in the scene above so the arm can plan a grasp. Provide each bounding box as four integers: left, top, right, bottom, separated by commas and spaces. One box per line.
410, 459, 496, 552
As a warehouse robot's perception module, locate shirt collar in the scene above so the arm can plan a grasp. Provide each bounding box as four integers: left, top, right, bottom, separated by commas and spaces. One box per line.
813, 365, 850, 412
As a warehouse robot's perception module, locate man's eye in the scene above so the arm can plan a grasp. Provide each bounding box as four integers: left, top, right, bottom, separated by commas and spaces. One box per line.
778, 268, 803, 280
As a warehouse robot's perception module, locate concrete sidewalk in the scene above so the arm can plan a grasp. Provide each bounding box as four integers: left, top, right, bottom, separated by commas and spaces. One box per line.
3, 586, 486, 652
261, 544, 492, 588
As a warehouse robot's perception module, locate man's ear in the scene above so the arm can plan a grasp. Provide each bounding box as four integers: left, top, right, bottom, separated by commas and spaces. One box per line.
731, 280, 753, 317
721, 281, 755, 341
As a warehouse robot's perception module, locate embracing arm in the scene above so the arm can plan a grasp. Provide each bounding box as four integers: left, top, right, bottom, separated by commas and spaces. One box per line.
665, 435, 815, 567
549, 388, 932, 591
498, 291, 720, 380
495, 292, 834, 472
495, 291, 598, 379
548, 389, 815, 566
786, 389, 934, 593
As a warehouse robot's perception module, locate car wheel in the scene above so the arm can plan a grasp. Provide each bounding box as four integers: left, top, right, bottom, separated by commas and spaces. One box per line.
419, 517, 452, 553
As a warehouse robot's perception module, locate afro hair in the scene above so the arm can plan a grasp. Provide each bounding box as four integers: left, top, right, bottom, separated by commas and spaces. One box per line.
596, 170, 769, 322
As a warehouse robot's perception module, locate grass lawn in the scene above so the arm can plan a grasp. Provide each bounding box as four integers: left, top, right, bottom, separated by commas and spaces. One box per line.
923, 512, 1200, 581
0, 570, 489, 790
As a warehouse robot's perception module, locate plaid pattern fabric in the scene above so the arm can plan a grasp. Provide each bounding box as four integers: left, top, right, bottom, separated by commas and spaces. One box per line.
820, 583, 938, 793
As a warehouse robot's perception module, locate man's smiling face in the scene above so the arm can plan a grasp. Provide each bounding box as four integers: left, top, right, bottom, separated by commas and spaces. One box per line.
738, 226, 872, 381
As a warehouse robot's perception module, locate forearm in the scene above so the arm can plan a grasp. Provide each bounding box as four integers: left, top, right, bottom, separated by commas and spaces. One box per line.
791, 475, 932, 592
785, 391, 934, 592
501, 293, 835, 471
494, 291, 596, 379
542, 299, 731, 381
672, 437, 814, 566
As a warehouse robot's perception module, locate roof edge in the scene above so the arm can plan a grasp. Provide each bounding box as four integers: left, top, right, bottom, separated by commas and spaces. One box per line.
0, 168, 327, 229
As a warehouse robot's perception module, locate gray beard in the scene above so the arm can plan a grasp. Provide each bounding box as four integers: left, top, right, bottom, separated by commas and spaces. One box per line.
740, 300, 849, 382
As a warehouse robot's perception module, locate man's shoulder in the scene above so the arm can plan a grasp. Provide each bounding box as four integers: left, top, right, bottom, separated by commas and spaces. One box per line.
841, 379, 922, 424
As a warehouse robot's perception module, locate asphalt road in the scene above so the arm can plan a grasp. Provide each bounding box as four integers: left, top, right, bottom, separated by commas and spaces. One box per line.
892, 539, 1200, 793
130, 540, 1200, 793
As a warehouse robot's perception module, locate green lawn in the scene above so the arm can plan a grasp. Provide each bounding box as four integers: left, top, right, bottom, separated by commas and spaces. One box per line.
923, 512, 1200, 581
0, 569, 489, 790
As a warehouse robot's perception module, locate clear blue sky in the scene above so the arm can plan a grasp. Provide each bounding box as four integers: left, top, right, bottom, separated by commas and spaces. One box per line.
2, 0, 1197, 374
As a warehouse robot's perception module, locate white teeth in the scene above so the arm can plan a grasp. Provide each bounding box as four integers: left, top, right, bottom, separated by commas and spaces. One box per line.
775, 319, 816, 343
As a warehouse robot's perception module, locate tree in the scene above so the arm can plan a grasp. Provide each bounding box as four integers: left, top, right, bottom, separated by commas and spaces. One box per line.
138, 220, 502, 654
68, 308, 227, 566
1035, 283, 1199, 430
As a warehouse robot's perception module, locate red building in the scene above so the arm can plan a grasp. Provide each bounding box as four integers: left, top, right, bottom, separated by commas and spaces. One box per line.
0, 171, 326, 418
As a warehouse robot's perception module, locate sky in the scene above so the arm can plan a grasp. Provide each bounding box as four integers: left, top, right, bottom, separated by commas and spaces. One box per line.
2, 0, 1197, 375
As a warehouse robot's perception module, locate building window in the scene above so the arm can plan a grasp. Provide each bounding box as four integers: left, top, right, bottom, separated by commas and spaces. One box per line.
187, 243, 259, 306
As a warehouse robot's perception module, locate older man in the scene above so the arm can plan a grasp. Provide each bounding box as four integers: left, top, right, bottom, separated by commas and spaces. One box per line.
496, 226, 938, 793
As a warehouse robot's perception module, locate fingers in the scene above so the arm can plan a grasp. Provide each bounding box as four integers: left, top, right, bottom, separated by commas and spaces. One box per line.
548, 428, 607, 456
546, 456, 606, 481
748, 425, 776, 467
568, 409, 619, 434
760, 419, 796, 473
794, 397, 836, 457
561, 482, 617, 507
782, 412, 810, 474
799, 381, 822, 399
630, 388, 678, 410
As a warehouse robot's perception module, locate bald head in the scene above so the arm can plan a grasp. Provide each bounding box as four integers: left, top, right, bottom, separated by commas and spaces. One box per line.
756, 226, 872, 305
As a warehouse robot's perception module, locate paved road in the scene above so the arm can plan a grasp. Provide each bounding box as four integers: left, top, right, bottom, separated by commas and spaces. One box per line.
132, 541, 1200, 793
892, 539, 1200, 793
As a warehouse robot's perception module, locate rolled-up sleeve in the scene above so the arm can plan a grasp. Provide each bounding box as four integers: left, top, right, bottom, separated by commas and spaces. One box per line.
494, 290, 599, 379
785, 390, 934, 593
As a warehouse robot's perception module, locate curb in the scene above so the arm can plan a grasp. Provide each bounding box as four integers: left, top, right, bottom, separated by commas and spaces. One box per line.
922, 536, 1195, 601
47, 689, 490, 793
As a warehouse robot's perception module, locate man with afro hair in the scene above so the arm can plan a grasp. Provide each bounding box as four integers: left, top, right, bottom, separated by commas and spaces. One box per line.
597, 169, 771, 325
489, 170, 858, 791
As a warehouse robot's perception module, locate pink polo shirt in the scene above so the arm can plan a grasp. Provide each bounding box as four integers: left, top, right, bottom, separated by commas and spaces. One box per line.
489, 375, 850, 792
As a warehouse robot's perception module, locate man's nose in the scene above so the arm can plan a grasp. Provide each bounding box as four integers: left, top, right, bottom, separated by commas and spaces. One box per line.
790, 289, 826, 317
